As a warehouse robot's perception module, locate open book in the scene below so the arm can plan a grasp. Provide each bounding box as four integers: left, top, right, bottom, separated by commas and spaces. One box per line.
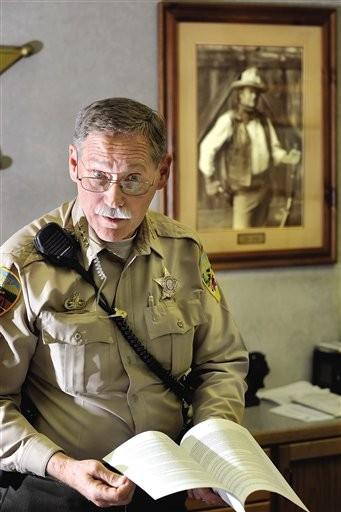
104, 418, 308, 512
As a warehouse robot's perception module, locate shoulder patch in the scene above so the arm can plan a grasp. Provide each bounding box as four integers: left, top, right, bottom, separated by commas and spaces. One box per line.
0, 267, 22, 316
200, 253, 221, 303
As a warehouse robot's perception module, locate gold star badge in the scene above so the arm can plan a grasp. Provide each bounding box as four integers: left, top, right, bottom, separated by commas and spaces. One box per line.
154, 268, 178, 300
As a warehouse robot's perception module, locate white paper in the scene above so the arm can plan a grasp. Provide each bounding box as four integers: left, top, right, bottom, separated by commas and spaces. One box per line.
293, 391, 341, 417
271, 403, 335, 422
103, 430, 224, 500
181, 418, 308, 512
257, 381, 327, 405
104, 418, 309, 512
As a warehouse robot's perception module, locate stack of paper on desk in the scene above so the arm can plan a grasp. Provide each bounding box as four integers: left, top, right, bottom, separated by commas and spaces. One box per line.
104, 418, 309, 512
257, 381, 341, 421
257, 381, 326, 405
292, 391, 341, 417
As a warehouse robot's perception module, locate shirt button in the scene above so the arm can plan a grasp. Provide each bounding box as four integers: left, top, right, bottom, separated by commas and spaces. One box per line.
74, 332, 83, 342
177, 320, 184, 328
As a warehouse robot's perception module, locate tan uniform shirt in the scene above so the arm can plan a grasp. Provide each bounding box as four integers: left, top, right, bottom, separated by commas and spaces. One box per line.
0, 199, 248, 476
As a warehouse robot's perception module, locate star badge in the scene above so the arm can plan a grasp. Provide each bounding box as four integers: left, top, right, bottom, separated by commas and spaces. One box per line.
154, 268, 178, 300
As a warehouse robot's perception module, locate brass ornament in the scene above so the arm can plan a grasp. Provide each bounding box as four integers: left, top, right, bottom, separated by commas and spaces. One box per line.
154, 268, 178, 300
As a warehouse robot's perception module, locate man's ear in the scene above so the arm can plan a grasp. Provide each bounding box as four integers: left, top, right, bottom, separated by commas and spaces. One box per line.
69, 145, 78, 183
156, 154, 172, 190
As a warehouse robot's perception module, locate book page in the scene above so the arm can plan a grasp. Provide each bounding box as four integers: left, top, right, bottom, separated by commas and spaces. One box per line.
103, 430, 237, 502
181, 418, 308, 511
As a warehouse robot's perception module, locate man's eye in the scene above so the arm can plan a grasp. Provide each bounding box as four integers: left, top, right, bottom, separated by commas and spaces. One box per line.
125, 173, 143, 183
90, 170, 107, 179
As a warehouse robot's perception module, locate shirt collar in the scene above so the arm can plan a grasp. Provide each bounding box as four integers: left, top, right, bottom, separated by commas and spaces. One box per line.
71, 200, 164, 269
72, 199, 104, 270
132, 213, 164, 259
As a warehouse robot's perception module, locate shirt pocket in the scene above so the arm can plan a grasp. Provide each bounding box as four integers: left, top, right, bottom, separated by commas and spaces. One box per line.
144, 293, 207, 377
40, 310, 117, 395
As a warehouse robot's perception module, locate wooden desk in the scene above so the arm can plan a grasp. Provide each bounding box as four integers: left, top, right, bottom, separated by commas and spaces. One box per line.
186, 402, 341, 512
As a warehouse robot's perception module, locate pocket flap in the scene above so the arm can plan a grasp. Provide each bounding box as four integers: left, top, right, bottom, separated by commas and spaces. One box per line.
144, 297, 206, 340
40, 310, 115, 345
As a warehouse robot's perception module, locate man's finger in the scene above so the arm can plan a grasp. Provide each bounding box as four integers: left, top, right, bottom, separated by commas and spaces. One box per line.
189, 487, 225, 505
101, 469, 127, 488
89, 462, 126, 487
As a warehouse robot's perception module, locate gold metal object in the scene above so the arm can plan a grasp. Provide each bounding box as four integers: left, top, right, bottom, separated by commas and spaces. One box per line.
110, 308, 127, 318
0, 41, 43, 75
0, 41, 43, 171
154, 268, 178, 300
64, 292, 86, 311
237, 233, 266, 245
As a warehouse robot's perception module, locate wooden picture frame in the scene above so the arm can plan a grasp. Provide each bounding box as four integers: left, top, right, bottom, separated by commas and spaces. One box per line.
158, 2, 336, 270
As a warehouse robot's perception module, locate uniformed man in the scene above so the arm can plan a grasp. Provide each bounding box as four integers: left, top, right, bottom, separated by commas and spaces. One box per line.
199, 67, 301, 229
0, 97, 248, 511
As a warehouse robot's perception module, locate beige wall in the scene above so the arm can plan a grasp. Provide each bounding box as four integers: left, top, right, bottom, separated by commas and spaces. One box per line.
1, 0, 340, 387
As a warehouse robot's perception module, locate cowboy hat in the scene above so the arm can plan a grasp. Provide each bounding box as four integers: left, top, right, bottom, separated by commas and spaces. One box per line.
231, 67, 267, 92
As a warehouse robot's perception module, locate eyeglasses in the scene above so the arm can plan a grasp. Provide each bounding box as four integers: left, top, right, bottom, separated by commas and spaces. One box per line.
76, 161, 156, 196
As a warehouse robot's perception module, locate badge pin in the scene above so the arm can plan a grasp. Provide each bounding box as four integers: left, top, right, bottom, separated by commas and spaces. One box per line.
154, 268, 178, 300
76, 221, 90, 248
64, 292, 86, 311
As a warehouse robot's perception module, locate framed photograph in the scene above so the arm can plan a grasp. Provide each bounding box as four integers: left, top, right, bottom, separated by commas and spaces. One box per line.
158, 3, 336, 269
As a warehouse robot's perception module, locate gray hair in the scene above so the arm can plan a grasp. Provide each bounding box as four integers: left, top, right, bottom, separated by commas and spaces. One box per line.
73, 97, 167, 164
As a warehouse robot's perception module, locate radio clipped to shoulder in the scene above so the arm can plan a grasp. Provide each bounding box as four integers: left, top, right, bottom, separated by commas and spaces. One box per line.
34, 222, 96, 291
34, 222, 80, 267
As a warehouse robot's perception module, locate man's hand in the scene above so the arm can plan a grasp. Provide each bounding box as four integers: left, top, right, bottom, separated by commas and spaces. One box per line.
46, 452, 135, 508
187, 488, 226, 506
204, 178, 223, 197
281, 148, 301, 166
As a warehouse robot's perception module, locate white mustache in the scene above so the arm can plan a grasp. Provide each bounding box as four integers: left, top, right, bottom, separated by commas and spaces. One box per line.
95, 205, 132, 219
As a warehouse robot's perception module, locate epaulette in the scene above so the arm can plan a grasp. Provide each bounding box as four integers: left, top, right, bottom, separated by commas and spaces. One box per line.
1, 231, 43, 269
147, 211, 202, 247
0, 200, 76, 269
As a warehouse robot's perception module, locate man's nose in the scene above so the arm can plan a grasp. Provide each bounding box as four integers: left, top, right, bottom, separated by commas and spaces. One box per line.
103, 182, 125, 206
